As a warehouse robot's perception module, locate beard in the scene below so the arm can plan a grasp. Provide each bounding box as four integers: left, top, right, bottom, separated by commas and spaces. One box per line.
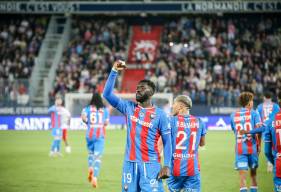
136, 93, 150, 103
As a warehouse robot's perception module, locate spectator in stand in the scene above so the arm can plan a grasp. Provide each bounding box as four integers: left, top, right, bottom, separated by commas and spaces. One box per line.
50, 17, 128, 101
147, 15, 281, 106
0, 15, 48, 106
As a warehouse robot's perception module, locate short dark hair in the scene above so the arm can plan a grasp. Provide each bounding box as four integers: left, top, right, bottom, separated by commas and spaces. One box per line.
239, 92, 254, 107
138, 80, 156, 94
264, 91, 272, 99
90, 92, 105, 109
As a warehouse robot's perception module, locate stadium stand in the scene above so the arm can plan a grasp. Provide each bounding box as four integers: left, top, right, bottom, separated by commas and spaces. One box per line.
148, 15, 281, 106
1, 14, 280, 107
0, 15, 48, 106
50, 17, 128, 102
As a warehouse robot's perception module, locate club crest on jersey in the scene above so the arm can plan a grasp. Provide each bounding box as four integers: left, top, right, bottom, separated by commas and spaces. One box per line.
139, 112, 145, 118
150, 113, 155, 120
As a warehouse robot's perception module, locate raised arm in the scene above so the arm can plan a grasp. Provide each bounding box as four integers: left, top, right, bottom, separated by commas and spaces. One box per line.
103, 60, 126, 108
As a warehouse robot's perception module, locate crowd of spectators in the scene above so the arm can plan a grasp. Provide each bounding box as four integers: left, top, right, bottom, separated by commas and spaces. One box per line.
2, 15, 280, 107
0, 15, 48, 106
50, 17, 128, 102
144, 15, 281, 106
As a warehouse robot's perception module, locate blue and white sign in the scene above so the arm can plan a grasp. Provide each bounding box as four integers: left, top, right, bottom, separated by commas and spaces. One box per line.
0, 115, 231, 131
0, 1, 280, 14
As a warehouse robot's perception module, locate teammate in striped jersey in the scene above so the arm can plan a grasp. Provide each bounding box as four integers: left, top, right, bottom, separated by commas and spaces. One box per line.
264, 92, 281, 192
81, 92, 109, 188
167, 95, 206, 192
103, 60, 171, 192
230, 92, 262, 192
256, 91, 280, 172
48, 95, 71, 157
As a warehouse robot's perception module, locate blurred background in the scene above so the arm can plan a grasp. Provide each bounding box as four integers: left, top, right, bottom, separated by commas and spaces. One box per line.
0, 1, 280, 191
1, 0, 280, 130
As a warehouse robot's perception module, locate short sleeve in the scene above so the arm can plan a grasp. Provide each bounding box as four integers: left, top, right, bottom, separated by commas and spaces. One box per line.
264, 118, 273, 143
199, 118, 207, 136
48, 106, 55, 113
256, 105, 262, 119
81, 107, 87, 116
159, 111, 171, 136
253, 110, 262, 127
230, 113, 235, 132
103, 108, 110, 122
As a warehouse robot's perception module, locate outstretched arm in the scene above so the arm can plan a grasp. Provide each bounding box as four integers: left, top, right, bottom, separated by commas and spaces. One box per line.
103, 60, 127, 108
239, 124, 264, 135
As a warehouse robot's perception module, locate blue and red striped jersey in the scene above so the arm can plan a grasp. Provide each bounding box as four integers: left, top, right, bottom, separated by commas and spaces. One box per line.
264, 110, 281, 178
115, 100, 170, 163
170, 115, 206, 176
81, 106, 109, 139
230, 108, 261, 155
48, 105, 70, 137
257, 101, 280, 123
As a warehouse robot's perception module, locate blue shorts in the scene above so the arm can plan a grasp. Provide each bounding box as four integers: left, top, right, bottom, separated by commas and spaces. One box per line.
167, 174, 201, 192
274, 176, 281, 192
52, 128, 62, 139
235, 154, 258, 170
121, 161, 164, 192
86, 137, 104, 156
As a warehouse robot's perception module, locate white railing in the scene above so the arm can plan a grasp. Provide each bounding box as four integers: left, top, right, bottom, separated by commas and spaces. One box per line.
43, 16, 71, 106
29, 17, 56, 103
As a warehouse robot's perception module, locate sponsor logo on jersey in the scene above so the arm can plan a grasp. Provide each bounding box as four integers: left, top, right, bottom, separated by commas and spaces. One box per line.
130, 115, 153, 128
149, 179, 158, 189
234, 115, 251, 123
124, 184, 128, 191
173, 152, 195, 159
185, 188, 198, 192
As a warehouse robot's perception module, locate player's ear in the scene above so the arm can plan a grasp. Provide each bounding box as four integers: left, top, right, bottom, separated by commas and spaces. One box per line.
147, 87, 154, 97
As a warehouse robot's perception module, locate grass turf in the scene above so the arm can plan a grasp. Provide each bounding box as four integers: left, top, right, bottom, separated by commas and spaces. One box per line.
0, 130, 273, 192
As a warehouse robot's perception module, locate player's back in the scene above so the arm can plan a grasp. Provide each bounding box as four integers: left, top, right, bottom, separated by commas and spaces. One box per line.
231, 108, 261, 155
170, 115, 206, 176
264, 110, 281, 179
48, 105, 68, 129
265, 110, 281, 157
82, 105, 109, 139
257, 101, 280, 122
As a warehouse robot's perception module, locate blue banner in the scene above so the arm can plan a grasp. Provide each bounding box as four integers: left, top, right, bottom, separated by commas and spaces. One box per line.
0, 1, 280, 14
0, 115, 231, 131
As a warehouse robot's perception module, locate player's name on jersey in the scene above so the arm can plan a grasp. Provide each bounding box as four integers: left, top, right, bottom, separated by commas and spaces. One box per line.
130, 115, 153, 128
233, 115, 251, 123
177, 121, 199, 129
173, 153, 195, 159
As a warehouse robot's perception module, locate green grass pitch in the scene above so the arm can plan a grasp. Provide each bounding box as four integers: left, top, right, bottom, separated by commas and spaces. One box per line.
0, 130, 274, 192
